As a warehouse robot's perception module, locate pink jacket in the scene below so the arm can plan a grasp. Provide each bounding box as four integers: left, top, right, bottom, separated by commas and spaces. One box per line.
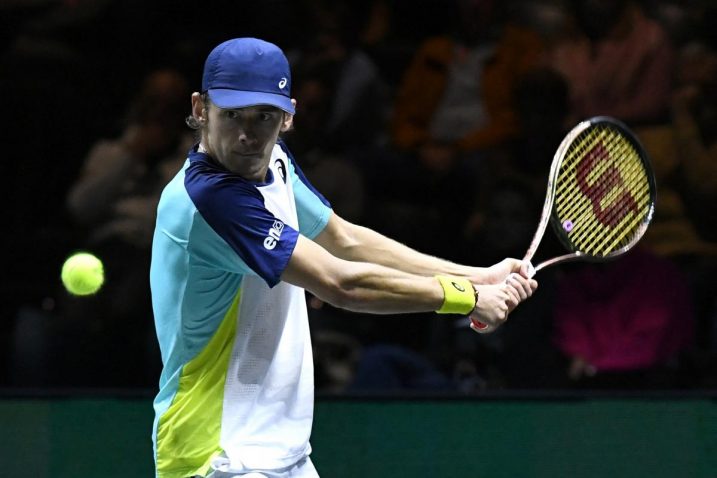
552, 249, 693, 371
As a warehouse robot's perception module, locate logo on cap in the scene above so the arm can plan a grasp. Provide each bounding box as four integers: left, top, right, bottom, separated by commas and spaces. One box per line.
278, 77, 288, 89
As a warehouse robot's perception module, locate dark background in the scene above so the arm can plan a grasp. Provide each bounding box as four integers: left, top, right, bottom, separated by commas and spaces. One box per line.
2, 0, 716, 394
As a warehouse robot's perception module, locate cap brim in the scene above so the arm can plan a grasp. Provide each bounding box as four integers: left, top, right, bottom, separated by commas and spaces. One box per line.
207, 89, 295, 114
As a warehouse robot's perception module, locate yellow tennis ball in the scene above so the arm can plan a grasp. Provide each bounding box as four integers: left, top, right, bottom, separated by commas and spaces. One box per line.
61, 252, 105, 296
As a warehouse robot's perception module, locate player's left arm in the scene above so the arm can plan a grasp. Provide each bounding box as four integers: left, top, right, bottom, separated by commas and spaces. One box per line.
314, 212, 528, 285
284, 143, 528, 287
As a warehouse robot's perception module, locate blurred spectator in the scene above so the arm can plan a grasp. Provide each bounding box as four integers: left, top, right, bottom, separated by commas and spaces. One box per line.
7, 0, 717, 393
460, 178, 540, 267
669, 36, 717, 382
288, 0, 390, 158
67, 69, 191, 241
285, 3, 379, 360
283, 0, 387, 225
461, 66, 570, 281
475, 66, 571, 204
509, 67, 570, 176
552, 248, 694, 389
371, 1, 560, 256
50, 68, 192, 387
636, 119, 717, 258
634, 29, 717, 383
370, 1, 494, 254
646, 0, 695, 47
0, 1, 118, 382
284, 60, 369, 224
390, 0, 546, 154
671, 43, 717, 243
549, 0, 676, 125
346, 176, 551, 394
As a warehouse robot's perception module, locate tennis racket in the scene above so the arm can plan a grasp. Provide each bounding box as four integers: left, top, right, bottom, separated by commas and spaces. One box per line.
474, 116, 656, 330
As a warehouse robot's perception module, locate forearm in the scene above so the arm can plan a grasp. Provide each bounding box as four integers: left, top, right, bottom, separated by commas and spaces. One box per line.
285, 234, 529, 328
282, 236, 445, 314
318, 217, 490, 282
325, 262, 445, 314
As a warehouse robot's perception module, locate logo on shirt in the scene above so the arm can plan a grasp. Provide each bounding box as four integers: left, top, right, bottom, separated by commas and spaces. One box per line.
264, 220, 285, 250
275, 158, 287, 183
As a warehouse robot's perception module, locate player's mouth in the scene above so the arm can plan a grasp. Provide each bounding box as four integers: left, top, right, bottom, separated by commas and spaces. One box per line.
234, 151, 262, 158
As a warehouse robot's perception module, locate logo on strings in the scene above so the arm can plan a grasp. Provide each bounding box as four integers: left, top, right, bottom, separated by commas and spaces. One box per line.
576, 143, 639, 227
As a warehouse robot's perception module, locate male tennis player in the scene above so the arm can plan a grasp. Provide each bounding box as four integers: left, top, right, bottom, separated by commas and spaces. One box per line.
150, 38, 537, 478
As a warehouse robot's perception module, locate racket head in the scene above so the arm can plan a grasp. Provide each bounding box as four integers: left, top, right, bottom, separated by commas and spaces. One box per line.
547, 116, 656, 263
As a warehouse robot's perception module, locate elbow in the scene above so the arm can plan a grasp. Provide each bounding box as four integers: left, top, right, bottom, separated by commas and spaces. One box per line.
319, 283, 357, 311
314, 274, 363, 312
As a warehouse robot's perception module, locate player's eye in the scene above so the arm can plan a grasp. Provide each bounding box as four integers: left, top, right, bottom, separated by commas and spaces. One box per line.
259, 112, 273, 122
224, 110, 240, 120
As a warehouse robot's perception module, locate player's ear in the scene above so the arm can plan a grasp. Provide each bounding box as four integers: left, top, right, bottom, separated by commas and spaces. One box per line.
191, 92, 206, 123
281, 99, 296, 132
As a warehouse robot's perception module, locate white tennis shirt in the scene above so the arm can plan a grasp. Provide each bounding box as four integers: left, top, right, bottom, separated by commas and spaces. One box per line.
150, 141, 331, 478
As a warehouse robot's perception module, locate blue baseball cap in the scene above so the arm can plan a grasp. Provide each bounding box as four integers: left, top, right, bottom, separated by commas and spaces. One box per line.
202, 38, 295, 114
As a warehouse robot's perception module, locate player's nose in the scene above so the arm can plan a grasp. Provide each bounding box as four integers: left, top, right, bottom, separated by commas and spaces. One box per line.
236, 127, 257, 145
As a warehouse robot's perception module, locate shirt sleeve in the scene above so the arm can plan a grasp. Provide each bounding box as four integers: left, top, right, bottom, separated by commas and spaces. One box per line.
185, 162, 299, 287
280, 142, 333, 239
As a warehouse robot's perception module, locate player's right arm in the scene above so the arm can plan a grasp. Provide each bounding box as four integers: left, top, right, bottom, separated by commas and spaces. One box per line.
281, 235, 517, 326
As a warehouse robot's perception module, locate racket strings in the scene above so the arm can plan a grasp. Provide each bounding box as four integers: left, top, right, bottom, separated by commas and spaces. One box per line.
581, 181, 650, 254
586, 164, 650, 245
555, 129, 625, 204
562, 136, 649, 253
565, 164, 650, 252
563, 130, 649, 253
554, 126, 652, 256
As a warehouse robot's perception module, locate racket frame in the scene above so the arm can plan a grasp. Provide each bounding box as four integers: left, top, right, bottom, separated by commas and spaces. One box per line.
525, 116, 656, 275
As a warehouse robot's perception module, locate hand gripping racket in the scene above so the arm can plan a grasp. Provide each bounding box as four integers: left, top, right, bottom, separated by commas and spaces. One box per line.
474, 116, 656, 329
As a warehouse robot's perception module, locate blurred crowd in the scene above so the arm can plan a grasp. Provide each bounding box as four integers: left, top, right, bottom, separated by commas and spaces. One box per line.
2, 0, 716, 393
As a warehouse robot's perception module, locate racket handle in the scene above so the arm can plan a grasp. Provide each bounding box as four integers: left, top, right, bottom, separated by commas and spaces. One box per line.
472, 318, 489, 331
473, 261, 535, 330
